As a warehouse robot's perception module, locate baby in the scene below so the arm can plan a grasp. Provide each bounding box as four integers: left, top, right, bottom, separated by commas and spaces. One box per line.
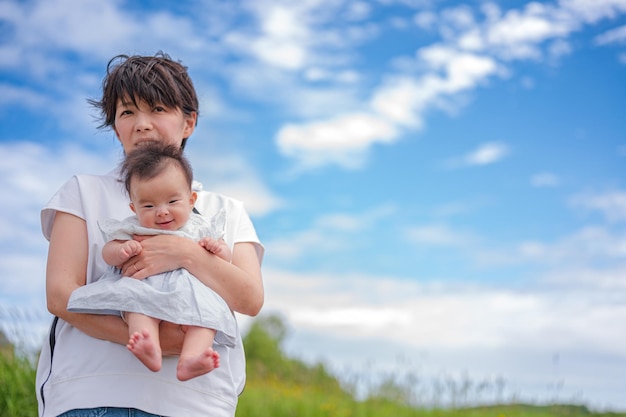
68, 143, 236, 381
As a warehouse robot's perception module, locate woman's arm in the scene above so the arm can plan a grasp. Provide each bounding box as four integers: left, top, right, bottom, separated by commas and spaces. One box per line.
122, 234, 264, 316
45, 211, 129, 345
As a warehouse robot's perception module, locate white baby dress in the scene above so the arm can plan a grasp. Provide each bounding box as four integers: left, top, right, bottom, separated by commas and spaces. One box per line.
67, 209, 236, 347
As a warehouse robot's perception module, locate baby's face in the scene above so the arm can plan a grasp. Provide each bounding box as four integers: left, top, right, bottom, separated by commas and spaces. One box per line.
129, 163, 196, 231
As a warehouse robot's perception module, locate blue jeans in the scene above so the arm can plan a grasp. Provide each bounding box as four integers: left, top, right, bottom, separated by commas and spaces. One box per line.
57, 408, 163, 417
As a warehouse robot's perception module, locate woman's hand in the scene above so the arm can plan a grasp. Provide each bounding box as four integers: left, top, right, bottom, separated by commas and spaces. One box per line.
120, 234, 193, 278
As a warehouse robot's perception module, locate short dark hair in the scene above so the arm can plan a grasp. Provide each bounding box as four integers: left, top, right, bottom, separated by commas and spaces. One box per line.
89, 52, 199, 145
122, 143, 194, 196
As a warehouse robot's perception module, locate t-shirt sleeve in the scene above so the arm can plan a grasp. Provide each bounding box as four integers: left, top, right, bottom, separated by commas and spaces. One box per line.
196, 192, 264, 264
234, 204, 265, 264
41, 176, 85, 241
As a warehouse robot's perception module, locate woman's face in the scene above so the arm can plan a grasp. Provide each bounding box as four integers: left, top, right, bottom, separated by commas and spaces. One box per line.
114, 97, 196, 154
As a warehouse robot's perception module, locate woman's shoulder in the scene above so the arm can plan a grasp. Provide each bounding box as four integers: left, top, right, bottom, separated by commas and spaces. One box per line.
59, 169, 122, 191
195, 189, 245, 211
42, 168, 126, 240
76, 168, 121, 183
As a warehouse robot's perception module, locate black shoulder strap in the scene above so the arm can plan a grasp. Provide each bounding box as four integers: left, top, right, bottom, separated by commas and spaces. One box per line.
39, 315, 59, 412
48, 316, 59, 354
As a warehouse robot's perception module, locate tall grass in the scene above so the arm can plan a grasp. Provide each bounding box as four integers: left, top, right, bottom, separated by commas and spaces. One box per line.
0, 350, 38, 417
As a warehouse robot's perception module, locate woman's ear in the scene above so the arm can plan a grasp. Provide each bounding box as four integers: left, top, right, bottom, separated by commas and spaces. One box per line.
182, 112, 197, 139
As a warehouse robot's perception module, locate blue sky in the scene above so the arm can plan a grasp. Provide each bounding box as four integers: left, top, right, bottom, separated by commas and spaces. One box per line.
1, 0, 626, 410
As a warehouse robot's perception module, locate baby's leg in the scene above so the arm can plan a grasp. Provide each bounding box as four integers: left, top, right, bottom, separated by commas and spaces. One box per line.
176, 326, 220, 381
126, 313, 162, 372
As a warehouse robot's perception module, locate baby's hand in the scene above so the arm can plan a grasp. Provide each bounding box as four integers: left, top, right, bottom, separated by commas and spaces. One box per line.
120, 240, 143, 261
199, 237, 231, 262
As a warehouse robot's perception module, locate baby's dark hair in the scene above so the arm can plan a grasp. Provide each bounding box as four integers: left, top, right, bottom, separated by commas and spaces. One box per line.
89, 52, 199, 146
122, 143, 194, 196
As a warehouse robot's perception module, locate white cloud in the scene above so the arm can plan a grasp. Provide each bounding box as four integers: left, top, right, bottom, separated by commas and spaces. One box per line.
370, 76, 429, 127
292, 307, 411, 329
531, 172, 561, 187
0, 83, 49, 110
345, 1, 371, 21
548, 38, 572, 59
30, 0, 134, 52
0, 254, 47, 297
430, 200, 478, 218
0, 142, 114, 210
223, 0, 377, 74
318, 204, 396, 231
0, 0, 134, 70
444, 142, 510, 169
441, 5, 476, 31
0, 0, 231, 92
210, 178, 283, 218
282, 45, 502, 169
414, 11, 437, 30
225, 61, 363, 118
417, 46, 501, 91
263, 267, 626, 353
570, 190, 626, 222
406, 224, 476, 247
316, 214, 364, 232
265, 205, 396, 260
543, 264, 626, 291
478, 226, 626, 266
276, 113, 399, 169
595, 23, 626, 44
485, 4, 571, 46
304, 67, 360, 84
185, 148, 284, 217
465, 141, 510, 165
271, 22, 508, 170
266, 229, 330, 260
227, 5, 308, 70
562, 0, 626, 24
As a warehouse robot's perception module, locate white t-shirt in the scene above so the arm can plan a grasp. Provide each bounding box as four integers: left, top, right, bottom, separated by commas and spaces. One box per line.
36, 169, 263, 417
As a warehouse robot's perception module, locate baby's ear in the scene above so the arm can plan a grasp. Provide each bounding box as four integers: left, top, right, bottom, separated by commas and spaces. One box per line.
129, 202, 136, 213
190, 191, 198, 206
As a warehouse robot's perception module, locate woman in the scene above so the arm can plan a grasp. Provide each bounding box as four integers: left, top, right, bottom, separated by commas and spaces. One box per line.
36, 52, 264, 417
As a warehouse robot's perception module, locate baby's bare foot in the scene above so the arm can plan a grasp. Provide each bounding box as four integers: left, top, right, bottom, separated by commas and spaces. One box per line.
127, 329, 161, 372
177, 348, 220, 381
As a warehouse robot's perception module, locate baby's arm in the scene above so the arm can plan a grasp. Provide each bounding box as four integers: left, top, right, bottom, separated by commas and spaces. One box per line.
198, 237, 232, 262
102, 239, 143, 267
